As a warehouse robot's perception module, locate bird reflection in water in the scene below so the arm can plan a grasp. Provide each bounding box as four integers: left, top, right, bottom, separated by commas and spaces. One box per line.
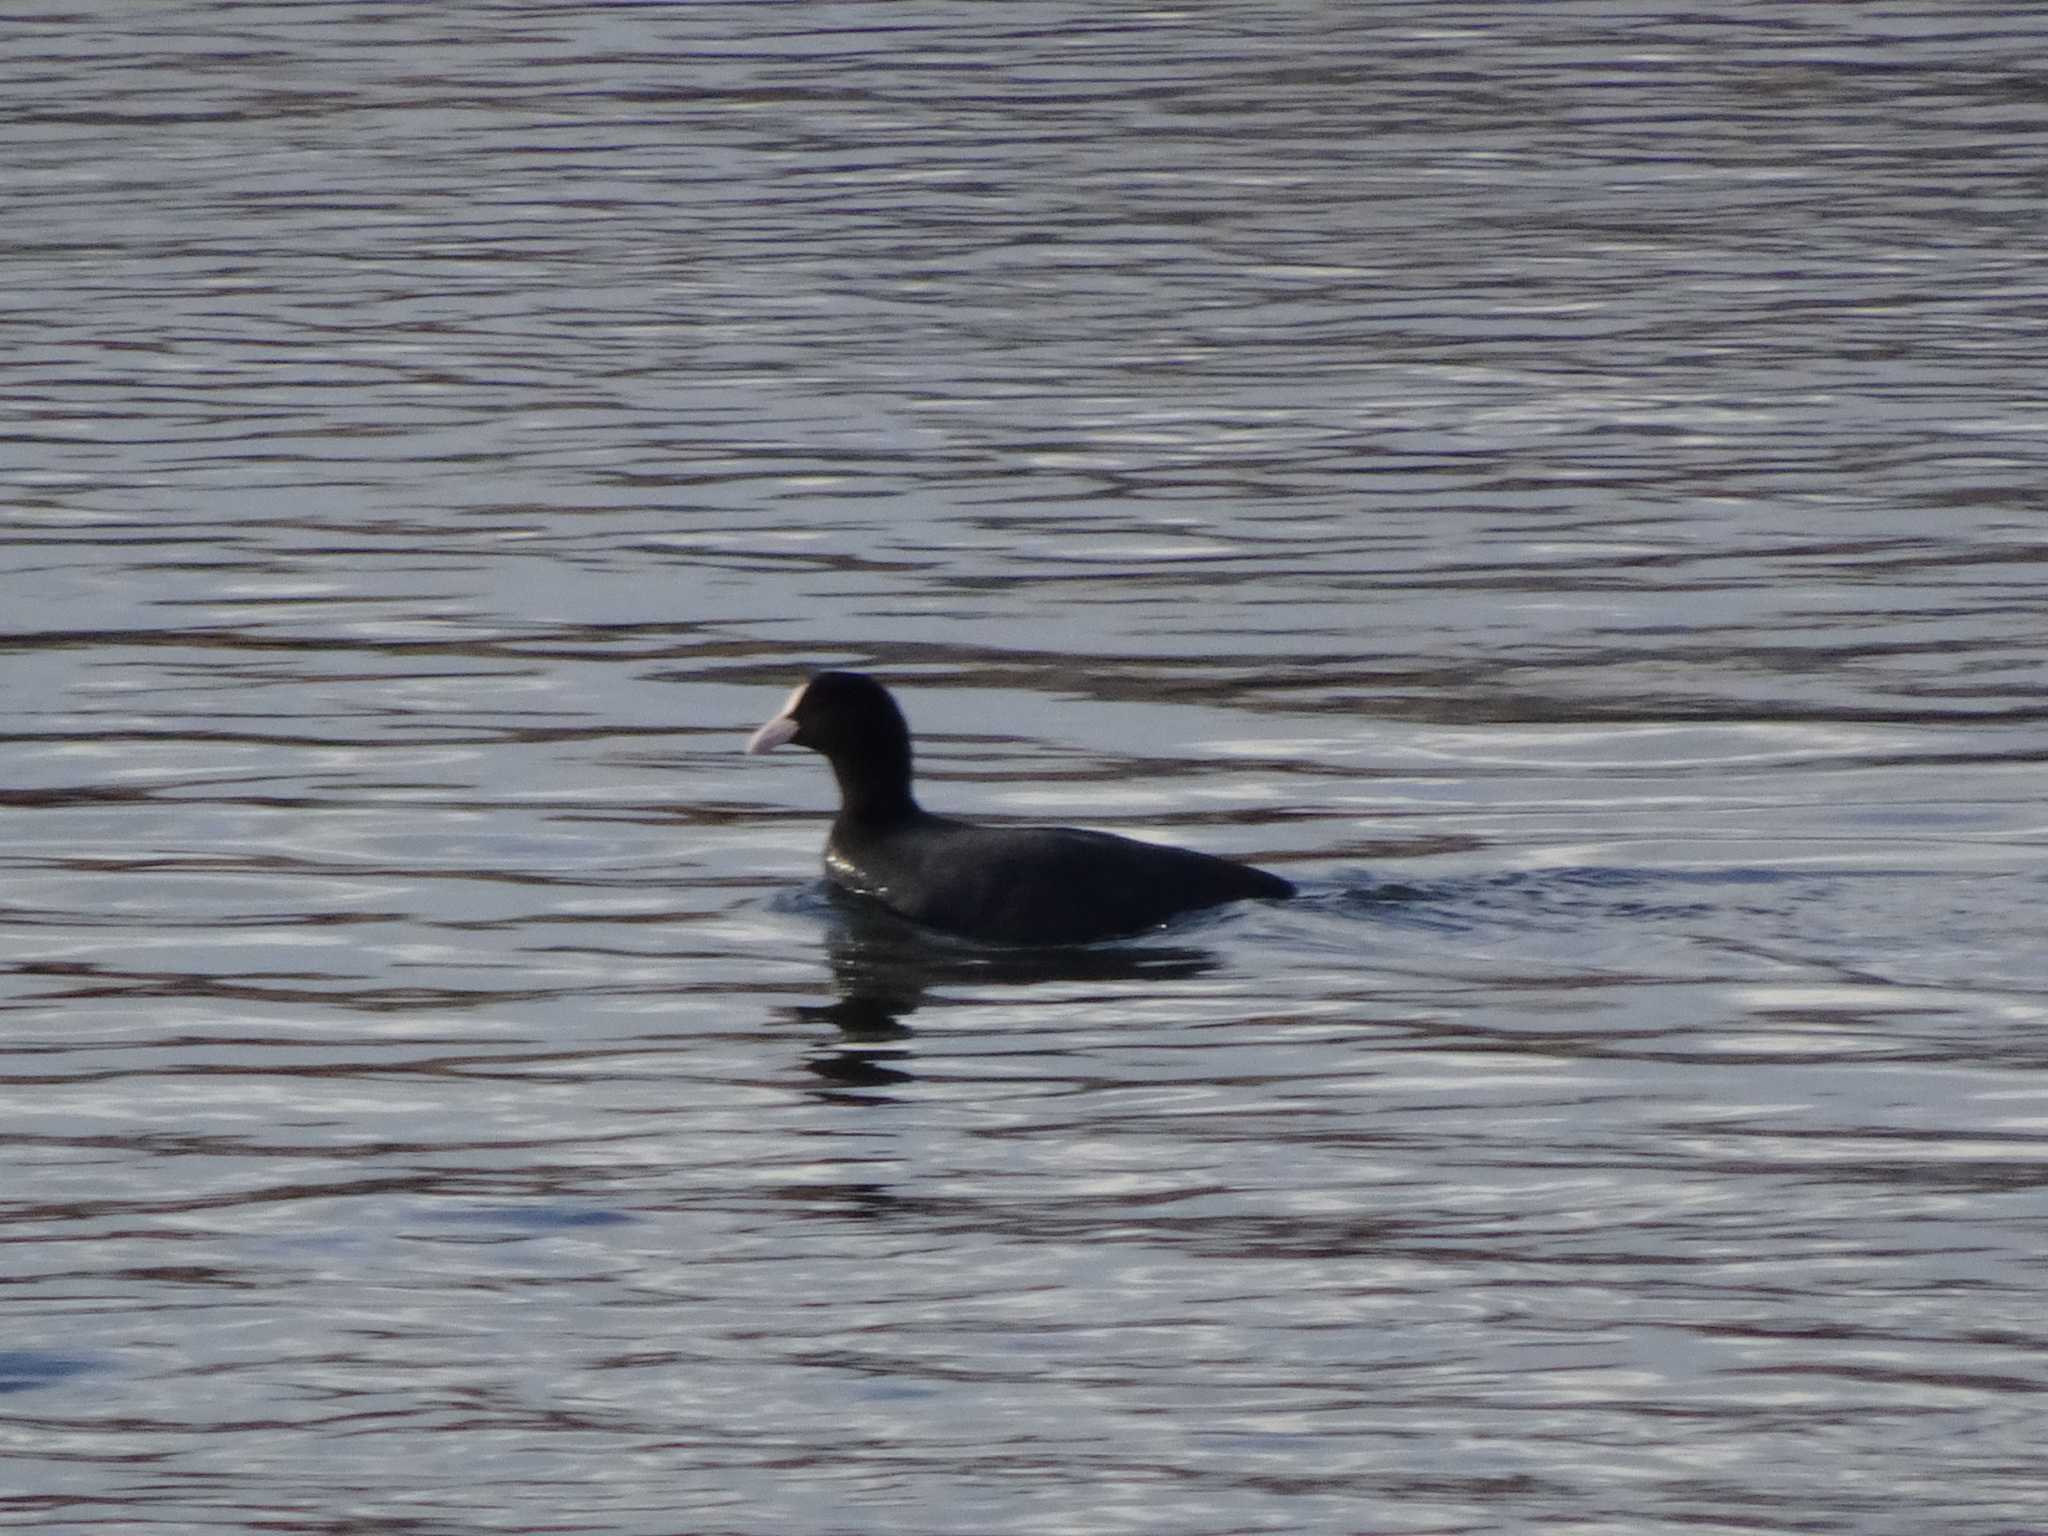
784, 889, 1220, 1095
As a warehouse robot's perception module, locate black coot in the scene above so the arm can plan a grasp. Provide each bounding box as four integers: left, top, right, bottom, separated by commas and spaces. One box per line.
747, 671, 1294, 945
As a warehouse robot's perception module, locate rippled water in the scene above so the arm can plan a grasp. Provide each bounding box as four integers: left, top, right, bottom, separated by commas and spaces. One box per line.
7, 4, 2048, 1532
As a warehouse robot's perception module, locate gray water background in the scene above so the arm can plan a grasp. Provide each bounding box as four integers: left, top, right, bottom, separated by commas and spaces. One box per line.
5, 4, 2048, 1532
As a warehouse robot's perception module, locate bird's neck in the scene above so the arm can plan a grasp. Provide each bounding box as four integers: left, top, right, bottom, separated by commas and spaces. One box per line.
828, 741, 919, 825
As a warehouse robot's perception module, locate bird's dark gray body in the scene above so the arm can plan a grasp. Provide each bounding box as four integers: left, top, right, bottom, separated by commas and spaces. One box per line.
824, 812, 1293, 946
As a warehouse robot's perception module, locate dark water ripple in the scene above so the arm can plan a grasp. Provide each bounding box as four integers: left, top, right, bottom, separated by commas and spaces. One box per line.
6, 4, 2048, 1534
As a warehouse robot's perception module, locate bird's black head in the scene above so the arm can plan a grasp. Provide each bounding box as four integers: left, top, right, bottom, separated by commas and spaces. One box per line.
747, 670, 918, 822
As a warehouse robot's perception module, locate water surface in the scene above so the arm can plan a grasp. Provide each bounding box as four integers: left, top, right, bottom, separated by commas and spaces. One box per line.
6, 5, 2048, 1533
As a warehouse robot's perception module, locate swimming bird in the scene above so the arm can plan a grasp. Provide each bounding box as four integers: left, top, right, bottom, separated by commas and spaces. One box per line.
747, 671, 1293, 945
